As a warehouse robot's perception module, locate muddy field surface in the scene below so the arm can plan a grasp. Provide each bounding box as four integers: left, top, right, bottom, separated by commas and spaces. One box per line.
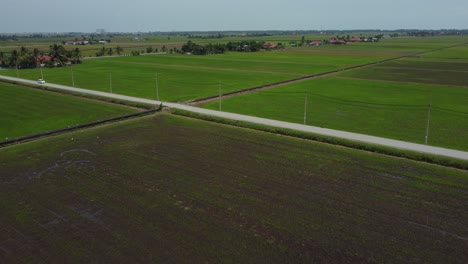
0, 114, 467, 263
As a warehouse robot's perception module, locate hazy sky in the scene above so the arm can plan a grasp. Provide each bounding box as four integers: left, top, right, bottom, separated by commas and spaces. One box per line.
1, 0, 467, 33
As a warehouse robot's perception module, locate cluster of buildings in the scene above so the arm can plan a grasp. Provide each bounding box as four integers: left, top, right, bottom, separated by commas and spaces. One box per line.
65, 40, 108, 45
309, 37, 380, 46
65, 40, 90, 45
263, 36, 381, 49
35, 55, 77, 66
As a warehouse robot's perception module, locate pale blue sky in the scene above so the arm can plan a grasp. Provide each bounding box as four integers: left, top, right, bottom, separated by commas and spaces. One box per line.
1, 0, 467, 33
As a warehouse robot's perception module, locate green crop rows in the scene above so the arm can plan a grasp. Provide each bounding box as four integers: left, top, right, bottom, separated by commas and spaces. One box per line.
0, 46, 414, 102
0, 82, 137, 141
202, 41, 468, 150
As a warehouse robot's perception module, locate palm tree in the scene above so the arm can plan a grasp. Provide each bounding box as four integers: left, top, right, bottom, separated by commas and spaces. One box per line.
20, 46, 28, 55
49, 44, 67, 66
116, 46, 123, 55
96, 46, 106, 57
72, 48, 82, 64
0, 51, 4, 66
33, 48, 40, 57
9, 50, 19, 68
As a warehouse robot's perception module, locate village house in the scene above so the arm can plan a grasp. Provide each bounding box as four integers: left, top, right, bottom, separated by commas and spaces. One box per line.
362, 37, 379, 42
309, 41, 323, 46
65, 40, 89, 45
35, 55, 52, 66
347, 37, 362, 42
329, 38, 346, 45
263, 42, 277, 49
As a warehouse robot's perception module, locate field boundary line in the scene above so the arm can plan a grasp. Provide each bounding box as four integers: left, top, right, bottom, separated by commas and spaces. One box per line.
0, 79, 154, 110
333, 76, 468, 89
171, 110, 468, 170
0, 80, 147, 111
107, 60, 305, 76
140, 53, 339, 66
188, 42, 468, 105
402, 58, 468, 63
0, 107, 162, 148
373, 65, 468, 73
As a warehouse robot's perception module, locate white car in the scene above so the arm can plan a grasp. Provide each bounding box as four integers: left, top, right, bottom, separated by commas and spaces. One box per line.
38, 79, 46, 84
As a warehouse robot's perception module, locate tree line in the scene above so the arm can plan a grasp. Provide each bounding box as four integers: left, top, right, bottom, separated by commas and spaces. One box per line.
95, 46, 124, 57
180, 40, 282, 55
0, 44, 82, 69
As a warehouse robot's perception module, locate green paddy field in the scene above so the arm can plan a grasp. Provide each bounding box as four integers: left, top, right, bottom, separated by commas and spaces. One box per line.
203, 42, 468, 150
0, 82, 137, 141
1, 36, 467, 149
0, 38, 436, 102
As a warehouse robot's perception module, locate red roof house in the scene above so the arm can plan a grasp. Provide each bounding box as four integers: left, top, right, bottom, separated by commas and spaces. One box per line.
347, 37, 362, 42
263, 42, 278, 49
309, 41, 323, 46
36, 55, 52, 64
329, 38, 346, 44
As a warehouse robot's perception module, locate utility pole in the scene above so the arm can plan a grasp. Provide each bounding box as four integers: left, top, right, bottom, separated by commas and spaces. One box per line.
70, 65, 75, 87
304, 92, 308, 125
218, 81, 222, 111
109, 71, 112, 93
155, 73, 160, 101
40, 65, 44, 80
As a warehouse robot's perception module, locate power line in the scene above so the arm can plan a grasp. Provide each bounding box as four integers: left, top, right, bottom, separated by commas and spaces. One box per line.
432, 106, 468, 115
257, 90, 428, 108
307, 92, 428, 108
166, 80, 218, 86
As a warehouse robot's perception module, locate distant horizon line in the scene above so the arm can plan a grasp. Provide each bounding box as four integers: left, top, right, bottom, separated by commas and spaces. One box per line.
1, 28, 468, 35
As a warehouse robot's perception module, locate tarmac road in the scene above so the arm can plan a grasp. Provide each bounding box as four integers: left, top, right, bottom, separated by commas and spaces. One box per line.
2, 75, 468, 161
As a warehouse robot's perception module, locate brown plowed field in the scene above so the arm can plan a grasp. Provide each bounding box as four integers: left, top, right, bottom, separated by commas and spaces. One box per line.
1, 114, 467, 263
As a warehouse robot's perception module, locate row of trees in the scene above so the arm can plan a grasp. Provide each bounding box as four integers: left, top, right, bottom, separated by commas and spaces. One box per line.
96, 46, 124, 56
188, 33, 224, 39
330, 34, 383, 41
181, 41, 226, 55
225, 41, 265, 52
0, 44, 82, 69
181, 40, 277, 55
0, 35, 18, 41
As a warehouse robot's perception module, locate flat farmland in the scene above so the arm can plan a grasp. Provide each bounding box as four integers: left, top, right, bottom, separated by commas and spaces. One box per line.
200, 41, 468, 150
202, 77, 468, 151
368, 36, 468, 50
336, 43, 468, 86
417, 43, 468, 61
0, 82, 137, 141
0, 47, 413, 102
0, 114, 467, 263
340, 59, 468, 87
